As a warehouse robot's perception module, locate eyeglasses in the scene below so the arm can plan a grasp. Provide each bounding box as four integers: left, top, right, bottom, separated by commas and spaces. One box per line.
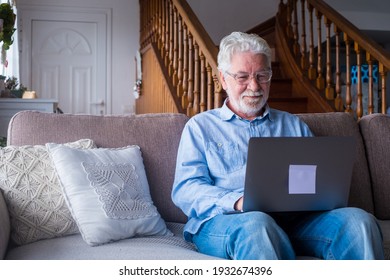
225, 70, 272, 85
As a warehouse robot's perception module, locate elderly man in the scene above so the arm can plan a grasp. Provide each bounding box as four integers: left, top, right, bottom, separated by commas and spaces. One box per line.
172, 31, 383, 260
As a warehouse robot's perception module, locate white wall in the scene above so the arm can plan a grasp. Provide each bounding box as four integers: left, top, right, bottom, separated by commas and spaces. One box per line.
187, 0, 278, 45
325, 0, 390, 31
16, 0, 139, 115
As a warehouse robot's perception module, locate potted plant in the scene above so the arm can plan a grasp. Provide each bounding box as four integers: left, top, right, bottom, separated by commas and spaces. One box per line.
0, 76, 26, 98
6, 76, 26, 97
0, 2, 16, 64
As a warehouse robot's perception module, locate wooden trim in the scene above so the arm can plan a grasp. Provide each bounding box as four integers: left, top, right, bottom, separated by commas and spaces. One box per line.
136, 43, 183, 114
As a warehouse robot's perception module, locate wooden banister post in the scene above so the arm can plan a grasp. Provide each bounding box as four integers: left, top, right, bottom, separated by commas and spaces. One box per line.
354, 42, 363, 119
315, 10, 325, 90
344, 34, 353, 114
324, 16, 334, 100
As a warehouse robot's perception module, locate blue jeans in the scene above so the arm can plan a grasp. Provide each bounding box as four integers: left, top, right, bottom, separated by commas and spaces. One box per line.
191, 207, 384, 259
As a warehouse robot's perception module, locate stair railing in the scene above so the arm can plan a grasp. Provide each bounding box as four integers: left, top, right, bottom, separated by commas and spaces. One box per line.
277, 0, 390, 118
140, 0, 224, 116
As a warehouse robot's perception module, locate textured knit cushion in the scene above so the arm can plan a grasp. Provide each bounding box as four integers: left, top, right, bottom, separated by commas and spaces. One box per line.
46, 143, 172, 246
0, 139, 95, 245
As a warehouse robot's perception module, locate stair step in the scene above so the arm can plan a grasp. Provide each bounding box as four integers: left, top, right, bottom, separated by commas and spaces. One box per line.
270, 78, 292, 96
268, 96, 308, 114
271, 61, 285, 79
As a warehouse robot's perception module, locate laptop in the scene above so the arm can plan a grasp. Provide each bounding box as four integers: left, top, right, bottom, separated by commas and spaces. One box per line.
242, 136, 356, 213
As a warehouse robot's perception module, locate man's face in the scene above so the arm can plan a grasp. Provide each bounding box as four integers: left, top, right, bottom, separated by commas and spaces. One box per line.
220, 52, 271, 120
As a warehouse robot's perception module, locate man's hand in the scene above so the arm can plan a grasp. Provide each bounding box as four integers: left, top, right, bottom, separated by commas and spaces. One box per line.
234, 196, 244, 211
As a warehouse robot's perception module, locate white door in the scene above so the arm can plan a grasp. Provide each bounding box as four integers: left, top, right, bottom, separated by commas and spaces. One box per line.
19, 6, 112, 114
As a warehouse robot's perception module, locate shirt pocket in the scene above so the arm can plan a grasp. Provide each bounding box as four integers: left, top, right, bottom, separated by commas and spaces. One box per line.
206, 141, 245, 174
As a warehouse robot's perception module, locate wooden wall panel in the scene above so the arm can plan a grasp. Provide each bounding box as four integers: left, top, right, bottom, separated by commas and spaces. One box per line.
136, 46, 180, 114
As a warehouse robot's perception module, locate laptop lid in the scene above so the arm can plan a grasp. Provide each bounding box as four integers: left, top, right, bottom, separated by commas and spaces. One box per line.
243, 136, 356, 213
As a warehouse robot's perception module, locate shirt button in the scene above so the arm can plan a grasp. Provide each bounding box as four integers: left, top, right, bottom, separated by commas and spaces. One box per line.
217, 143, 222, 147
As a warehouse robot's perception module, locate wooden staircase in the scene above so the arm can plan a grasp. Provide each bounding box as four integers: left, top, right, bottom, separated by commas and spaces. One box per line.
137, 0, 390, 119
268, 74, 308, 113
249, 17, 308, 114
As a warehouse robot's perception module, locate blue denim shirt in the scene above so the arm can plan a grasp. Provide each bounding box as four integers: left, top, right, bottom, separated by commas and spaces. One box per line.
172, 101, 314, 241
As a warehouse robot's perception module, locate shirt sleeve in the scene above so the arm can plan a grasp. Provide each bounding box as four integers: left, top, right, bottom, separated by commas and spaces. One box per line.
171, 120, 242, 219
300, 120, 314, 137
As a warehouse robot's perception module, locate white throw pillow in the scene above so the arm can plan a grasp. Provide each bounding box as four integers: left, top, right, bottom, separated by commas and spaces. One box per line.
46, 144, 172, 246
0, 139, 95, 245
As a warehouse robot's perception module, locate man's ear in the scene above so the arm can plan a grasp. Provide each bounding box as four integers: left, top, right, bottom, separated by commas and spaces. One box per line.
219, 71, 227, 90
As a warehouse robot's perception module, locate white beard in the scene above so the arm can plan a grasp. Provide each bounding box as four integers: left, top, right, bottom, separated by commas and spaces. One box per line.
229, 90, 267, 117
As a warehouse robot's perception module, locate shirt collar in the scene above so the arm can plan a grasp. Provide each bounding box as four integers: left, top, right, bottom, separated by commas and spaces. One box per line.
219, 98, 273, 122
219, 99, 236, 121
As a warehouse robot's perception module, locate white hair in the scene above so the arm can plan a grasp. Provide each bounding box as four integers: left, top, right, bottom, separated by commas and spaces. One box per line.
217, 31, 272, 73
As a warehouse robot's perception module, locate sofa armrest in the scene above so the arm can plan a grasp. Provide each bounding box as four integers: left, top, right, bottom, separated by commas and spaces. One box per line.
0, 191, 10, 259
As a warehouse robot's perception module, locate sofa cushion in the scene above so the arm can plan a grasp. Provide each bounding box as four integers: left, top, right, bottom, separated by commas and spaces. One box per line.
4, 222, 218, 260
297, 112, 374, 213
0, 139, 95, 245
359, 113, 390, 219
47, 143, 172, 246
8, 111, 189, 224
377, 220, 390, 260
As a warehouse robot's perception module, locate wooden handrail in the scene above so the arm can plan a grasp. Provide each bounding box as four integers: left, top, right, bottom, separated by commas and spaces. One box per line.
139, 0, 224, 116
173, 0, 219, 71
276, 0, 389, 118
308, 0, 390, 69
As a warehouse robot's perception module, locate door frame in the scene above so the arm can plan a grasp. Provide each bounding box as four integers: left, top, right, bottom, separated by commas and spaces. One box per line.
17, 5, 113, 114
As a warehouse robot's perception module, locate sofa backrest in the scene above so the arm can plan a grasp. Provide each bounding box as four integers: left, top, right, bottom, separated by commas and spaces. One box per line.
359, 113, 390, 219
298, 112, 375, 214
0, 190, 10, 258
8, 110, 376, 222
7, 111, 190, 223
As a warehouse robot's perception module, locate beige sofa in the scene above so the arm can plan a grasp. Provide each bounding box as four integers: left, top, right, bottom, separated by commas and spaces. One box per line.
0, 110, 389, 259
